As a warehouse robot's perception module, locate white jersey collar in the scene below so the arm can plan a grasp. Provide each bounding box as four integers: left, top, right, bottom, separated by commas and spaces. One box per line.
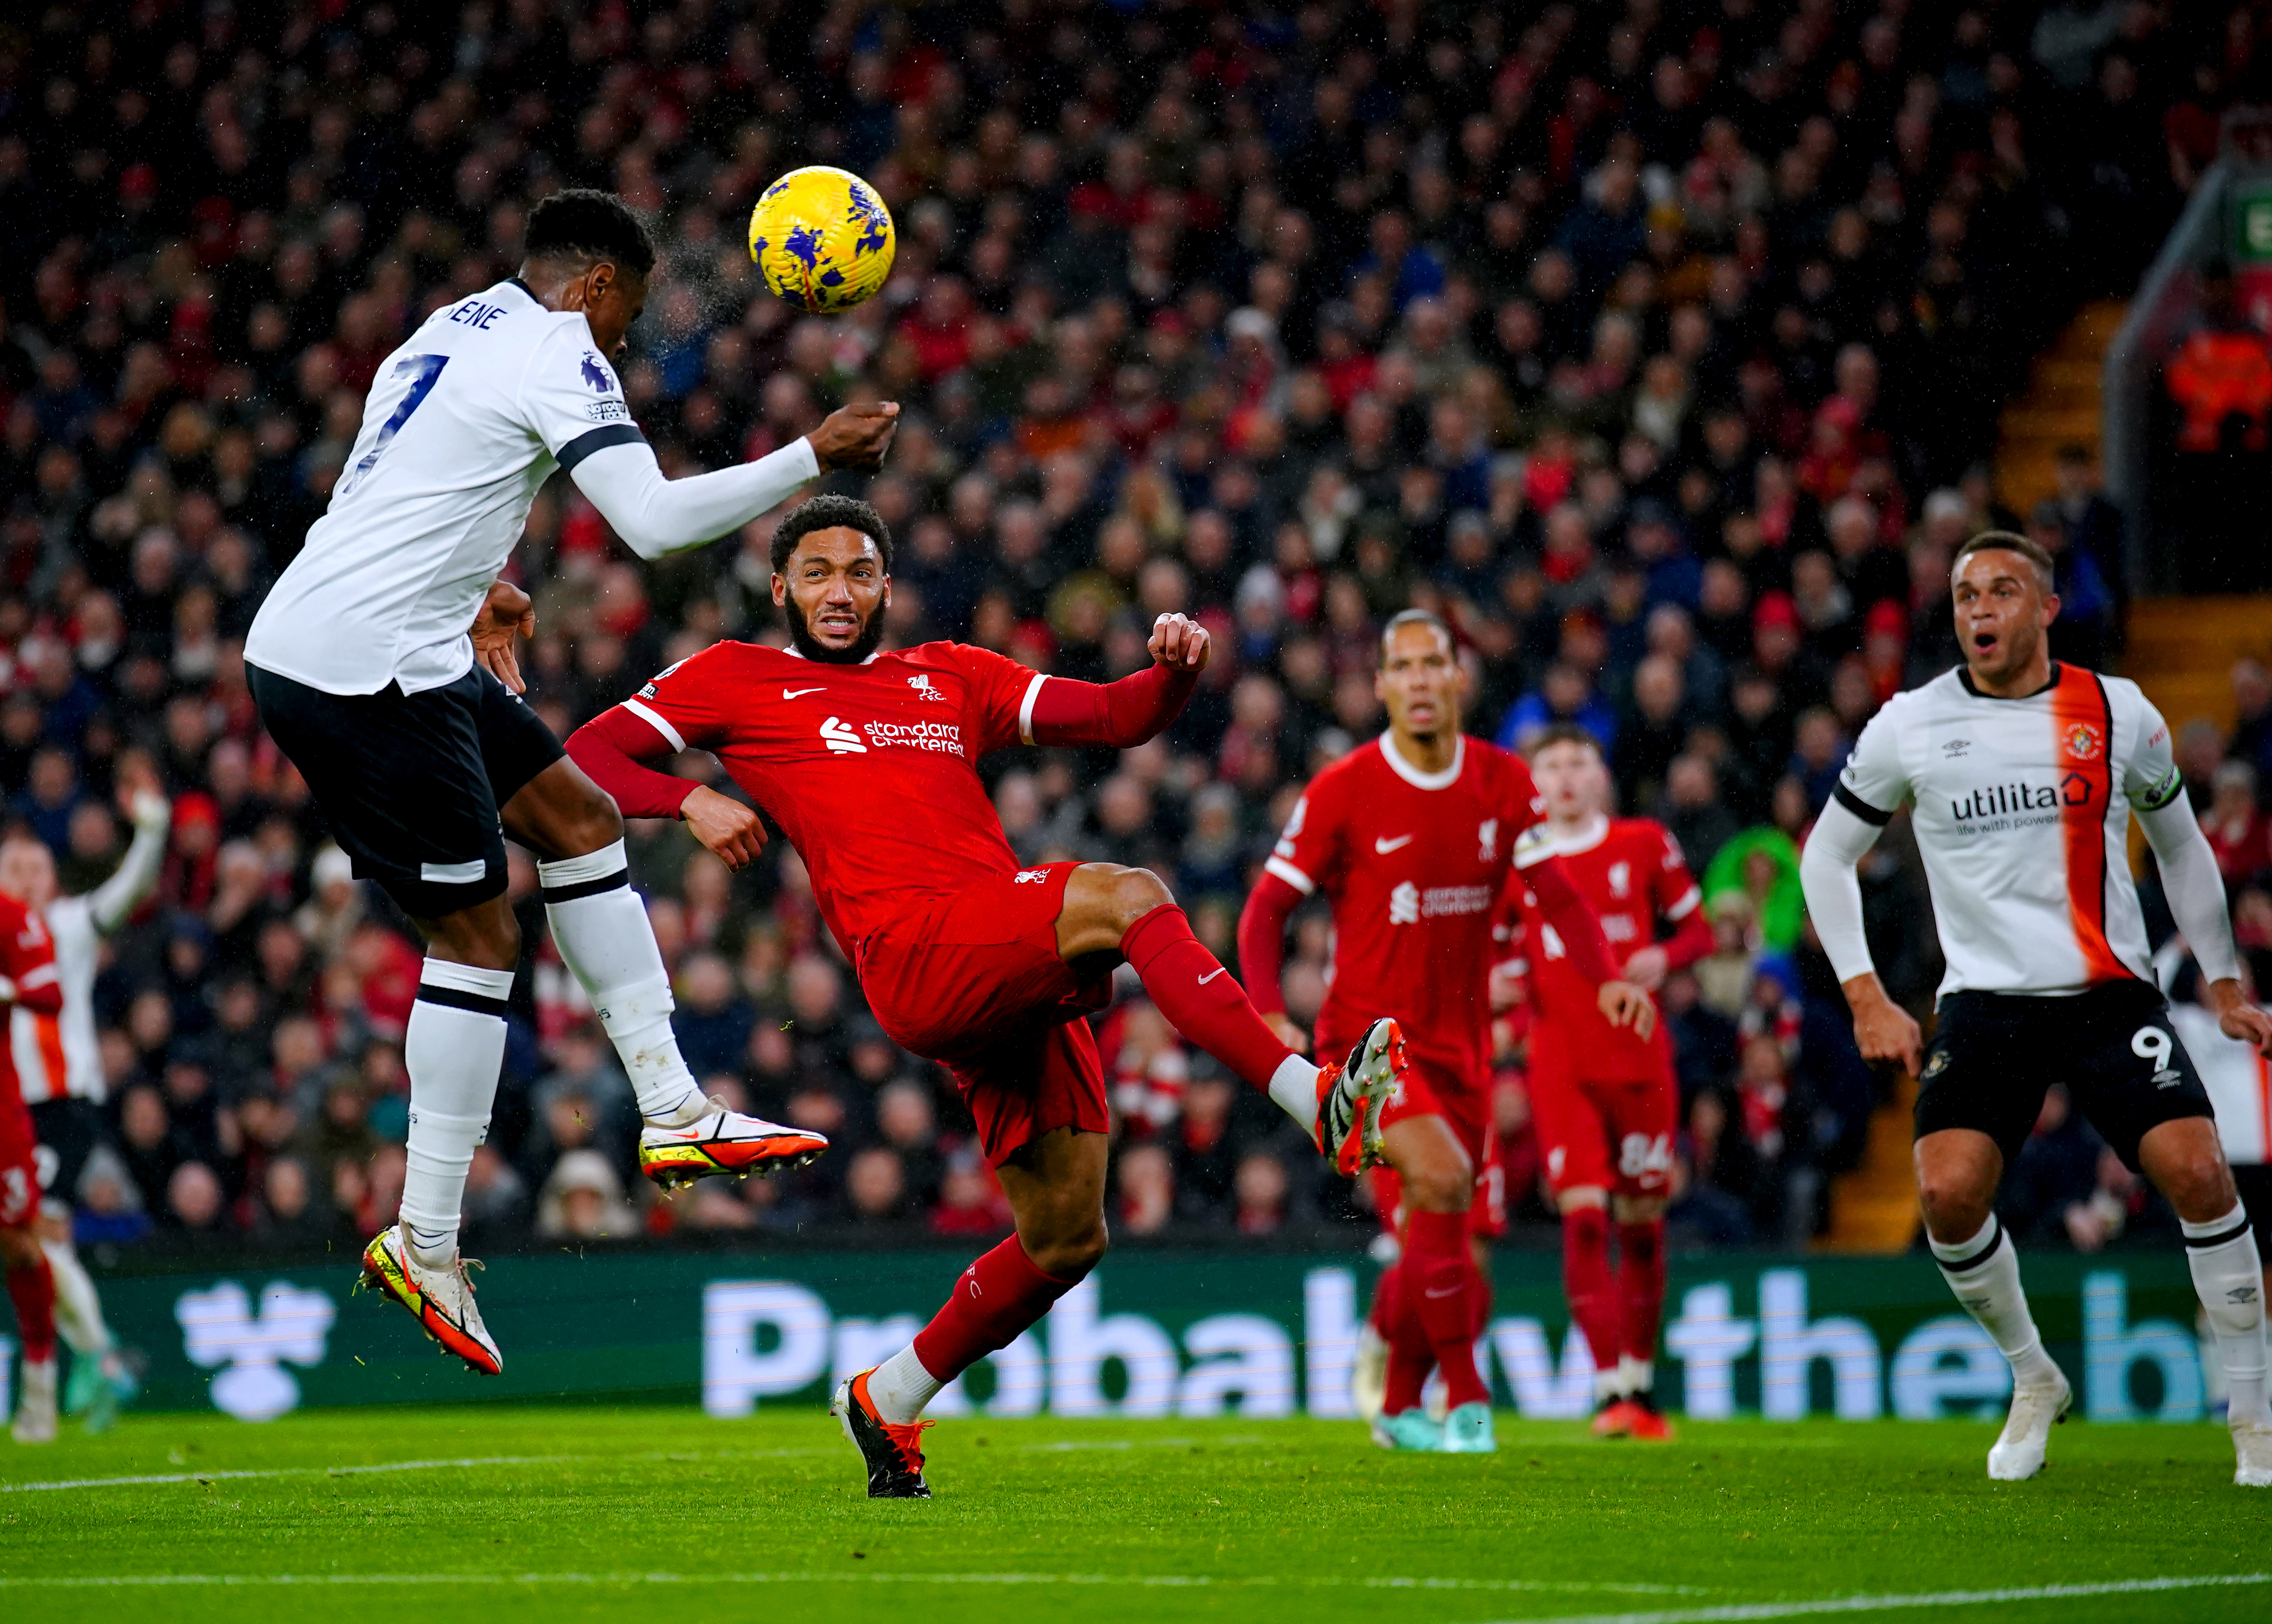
1379, 732, 1465, 790
1544, 813, 1610, 856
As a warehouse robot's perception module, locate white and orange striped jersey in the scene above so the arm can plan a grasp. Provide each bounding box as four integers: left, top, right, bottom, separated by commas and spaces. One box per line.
1832, 662, 2182, 1000
10, 807, 167, 1105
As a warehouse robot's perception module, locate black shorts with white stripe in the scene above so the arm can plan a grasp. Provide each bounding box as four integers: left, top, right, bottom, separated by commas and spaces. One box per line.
250, 660, 564, 921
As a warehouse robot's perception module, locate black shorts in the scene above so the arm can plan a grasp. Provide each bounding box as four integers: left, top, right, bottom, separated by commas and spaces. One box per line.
29, 1097, 102, 1205
249, 661, 563, 919
2234, 1162, 2272, 1226
1916, 981, 2215, 1173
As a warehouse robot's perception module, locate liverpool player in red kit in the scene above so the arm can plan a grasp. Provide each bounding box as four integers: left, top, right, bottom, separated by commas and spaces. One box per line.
1237, 613, 1655, 1453
568, 495, 1410, 1497
1508, 725, 1712, 1439
0, 888, 65, 1442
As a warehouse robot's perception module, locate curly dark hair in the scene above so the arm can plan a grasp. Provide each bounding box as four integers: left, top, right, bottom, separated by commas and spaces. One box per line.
523, 188, 656, 278
772, 493, 894, 574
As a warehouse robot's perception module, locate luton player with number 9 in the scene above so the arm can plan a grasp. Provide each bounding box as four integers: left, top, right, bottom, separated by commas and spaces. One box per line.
1800, 530, 2272, 1488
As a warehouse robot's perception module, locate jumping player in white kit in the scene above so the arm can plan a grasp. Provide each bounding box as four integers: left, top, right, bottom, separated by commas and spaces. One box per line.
242, 189, 898, 1372
1800, 530, 2272, 1486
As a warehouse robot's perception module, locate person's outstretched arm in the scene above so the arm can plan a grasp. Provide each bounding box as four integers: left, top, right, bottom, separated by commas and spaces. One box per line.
1018, 613, 1207, 747
566, 401, 897, 560
87, 782, 172, 935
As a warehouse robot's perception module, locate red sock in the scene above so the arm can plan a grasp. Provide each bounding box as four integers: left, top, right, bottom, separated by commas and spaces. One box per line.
1617, 1218, 1667, 1372
1468, 1267, 1495, 1342
1380, 1261, 1433, 1416
7, 1254, 56, 1364
1121, 903, 1295, 1095
911, 1235, 1083, 1382
1404, 1209, 1489, 1409
1369, 1255, 1404, 1335
1562, 1205, 1618, 1380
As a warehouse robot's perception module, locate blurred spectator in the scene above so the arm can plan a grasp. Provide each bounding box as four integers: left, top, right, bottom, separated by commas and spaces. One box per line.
537, 1150, 636, 1240
0, 0, 2214, 1260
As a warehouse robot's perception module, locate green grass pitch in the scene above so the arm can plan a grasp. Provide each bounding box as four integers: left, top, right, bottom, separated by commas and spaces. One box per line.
1, 1408, 2267, 1623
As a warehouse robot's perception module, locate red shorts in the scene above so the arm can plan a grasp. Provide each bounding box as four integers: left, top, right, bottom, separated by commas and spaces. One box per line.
1366, 1055, 1506, 1239
856, 861, 1110, 1167
0, 1084, 37, 1227
1528, 1020, 1676, 1201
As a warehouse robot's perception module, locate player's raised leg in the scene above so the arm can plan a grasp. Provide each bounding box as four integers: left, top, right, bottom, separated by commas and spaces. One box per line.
500, 750, 825, 1188
836, 1121, 1106, 1498
1915, 1129, 2069, 1478
1055, 863, 1403, 1172
2137, 1117, 2272, 1485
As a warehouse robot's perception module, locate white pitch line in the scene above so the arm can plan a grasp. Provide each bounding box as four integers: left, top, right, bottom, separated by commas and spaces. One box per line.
0, 1571, 1697, 1595
1471, 1571, 2272, 1624
0, 1446, 840, 1494
0, 1430, 1262, 1495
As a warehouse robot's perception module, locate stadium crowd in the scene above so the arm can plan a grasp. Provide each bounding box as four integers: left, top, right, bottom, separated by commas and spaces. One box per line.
0, 0, 2255, 1257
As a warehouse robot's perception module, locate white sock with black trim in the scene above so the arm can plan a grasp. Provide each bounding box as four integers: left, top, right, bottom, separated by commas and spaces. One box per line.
537, 841, 704, 1125
1930, 1214, 2062, 1390
400, 959, 511, 1267
2184, 1201, 2270, 1427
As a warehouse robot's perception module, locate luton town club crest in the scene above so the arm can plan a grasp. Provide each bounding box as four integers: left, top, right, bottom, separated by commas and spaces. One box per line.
2065, 722, 2103, 761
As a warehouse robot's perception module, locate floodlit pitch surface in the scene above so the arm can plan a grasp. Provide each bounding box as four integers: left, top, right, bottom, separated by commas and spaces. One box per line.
1, 1410, 2267, 1623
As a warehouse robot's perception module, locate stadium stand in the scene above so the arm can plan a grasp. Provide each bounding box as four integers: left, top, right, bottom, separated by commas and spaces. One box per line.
0, 0, 2257, 1256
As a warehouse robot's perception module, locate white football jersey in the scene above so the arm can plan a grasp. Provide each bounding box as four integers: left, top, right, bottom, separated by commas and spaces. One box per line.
1835, 662, 2183, 1000
11, 895, 101, 1105
247, 279, 639, 695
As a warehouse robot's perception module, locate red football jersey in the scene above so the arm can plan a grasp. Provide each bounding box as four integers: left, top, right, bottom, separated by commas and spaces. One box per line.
1509, 815, 1700, 1076
0, 891, 58, 1107
1266, 734, 1550, 1084
622, 640, 1045, 953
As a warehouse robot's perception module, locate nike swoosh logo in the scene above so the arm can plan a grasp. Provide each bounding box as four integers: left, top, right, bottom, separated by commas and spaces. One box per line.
1374, 835, 1414, 853
1423, 1285, 1463, 1299
783, 687, 825, 699
1198, 967, 1227, 985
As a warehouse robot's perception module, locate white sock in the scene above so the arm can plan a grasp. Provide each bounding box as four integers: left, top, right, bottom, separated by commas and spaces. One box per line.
1267, 1054, 1320, 1132
867, 1343, 946, 1425
539, 841, 704, 1124
399, 959, 511, 1266
1930, 1214, 2062, 1389
2184, 1202, 2270, 1428
1618, 1353, 1654, 1397
40, 1240, 111, 1359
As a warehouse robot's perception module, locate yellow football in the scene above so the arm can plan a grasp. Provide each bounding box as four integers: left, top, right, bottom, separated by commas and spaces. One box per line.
748, 166, 896, 314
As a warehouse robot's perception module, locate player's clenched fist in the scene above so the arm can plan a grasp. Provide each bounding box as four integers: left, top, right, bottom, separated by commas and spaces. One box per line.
806, 400, 900, 471
1149, 612, 1209, 672
681, 784, 768, 871
1596, 978, 1657, 1041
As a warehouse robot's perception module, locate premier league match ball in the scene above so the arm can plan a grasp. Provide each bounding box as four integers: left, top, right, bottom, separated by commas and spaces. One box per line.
748, 166, 897, 314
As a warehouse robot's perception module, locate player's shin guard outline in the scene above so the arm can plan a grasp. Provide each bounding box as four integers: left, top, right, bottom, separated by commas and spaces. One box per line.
2185, 1202, 2270, 1427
